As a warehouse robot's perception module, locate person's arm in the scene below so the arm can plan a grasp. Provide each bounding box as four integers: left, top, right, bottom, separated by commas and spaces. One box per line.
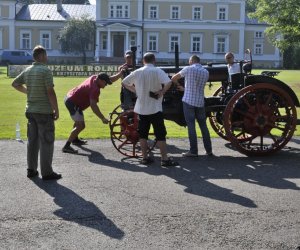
154, 80, 173, 98
47, 86, 59, 120
171, 72, 185, 92
121, 73, 136, 93
121, 82, 136, 93
90, 99, 109, 124
171, 72, 182, 83
109, 70, 125, 83
12, 80, 27, 94
118, 63, 126, 71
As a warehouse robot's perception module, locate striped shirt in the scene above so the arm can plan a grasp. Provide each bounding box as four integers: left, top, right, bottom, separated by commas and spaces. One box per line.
179, 63, 209, 107
13, 62, 54, 114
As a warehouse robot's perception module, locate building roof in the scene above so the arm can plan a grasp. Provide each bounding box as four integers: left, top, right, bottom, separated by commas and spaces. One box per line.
16, 4, 95, 21
15, 4, 262, 26
99, 22, 142, 28
245, 16, 267, 25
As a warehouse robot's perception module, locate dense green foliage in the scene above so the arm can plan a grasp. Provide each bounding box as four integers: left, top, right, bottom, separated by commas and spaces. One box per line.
249, 0, 300, 51
58, 15, 95, 64
245, 0, 258, 13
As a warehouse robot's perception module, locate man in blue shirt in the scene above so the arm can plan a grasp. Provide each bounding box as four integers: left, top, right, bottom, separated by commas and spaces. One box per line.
172, 55, 212, 157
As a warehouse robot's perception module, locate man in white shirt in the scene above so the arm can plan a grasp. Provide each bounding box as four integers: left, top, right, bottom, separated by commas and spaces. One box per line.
122, 52, 178, 167
225, 52, 240, 82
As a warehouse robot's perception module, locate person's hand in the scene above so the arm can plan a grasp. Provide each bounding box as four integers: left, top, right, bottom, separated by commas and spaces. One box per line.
154, 89, 164, 99
122, 64, 129, 70
53, 110, 59, 120
176, 85, 184, 92
101, 117, 109, 124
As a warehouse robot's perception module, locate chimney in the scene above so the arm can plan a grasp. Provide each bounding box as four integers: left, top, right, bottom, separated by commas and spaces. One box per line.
57, 0, 63, 12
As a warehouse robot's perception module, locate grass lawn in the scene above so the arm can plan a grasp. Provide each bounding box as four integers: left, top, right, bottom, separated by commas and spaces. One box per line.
0, 66, 299, 140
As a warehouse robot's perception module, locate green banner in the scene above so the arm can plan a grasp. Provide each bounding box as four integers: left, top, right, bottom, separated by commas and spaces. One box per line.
8, 64, 119, 78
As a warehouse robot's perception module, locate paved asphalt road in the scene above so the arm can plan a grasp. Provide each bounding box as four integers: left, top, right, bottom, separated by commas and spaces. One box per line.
0, 137, 299, 250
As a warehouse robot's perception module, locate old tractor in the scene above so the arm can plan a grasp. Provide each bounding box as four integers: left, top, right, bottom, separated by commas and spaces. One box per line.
109, 49, 299, 157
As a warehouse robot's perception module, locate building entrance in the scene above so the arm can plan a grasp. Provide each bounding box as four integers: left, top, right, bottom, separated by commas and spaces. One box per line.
113, 34, 124, 57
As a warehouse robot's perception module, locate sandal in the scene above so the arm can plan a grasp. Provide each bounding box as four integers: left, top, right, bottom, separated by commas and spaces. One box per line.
140, 157, 154, 165
161, 158, 179, 167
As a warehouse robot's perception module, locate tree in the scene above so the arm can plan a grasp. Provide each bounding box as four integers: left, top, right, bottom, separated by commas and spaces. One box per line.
245, 0, 258, 13
249, 0, 300, 51
58, 15, 95, 64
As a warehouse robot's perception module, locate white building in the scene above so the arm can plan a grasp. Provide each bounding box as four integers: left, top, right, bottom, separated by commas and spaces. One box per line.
0, 0, 281, 67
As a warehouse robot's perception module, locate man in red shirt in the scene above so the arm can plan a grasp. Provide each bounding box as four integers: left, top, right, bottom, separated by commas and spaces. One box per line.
63, 72, 123, 154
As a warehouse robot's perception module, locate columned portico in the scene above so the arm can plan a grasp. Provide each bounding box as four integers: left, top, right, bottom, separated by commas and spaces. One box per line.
9, 24, 15, 50
94, 22, 142, 62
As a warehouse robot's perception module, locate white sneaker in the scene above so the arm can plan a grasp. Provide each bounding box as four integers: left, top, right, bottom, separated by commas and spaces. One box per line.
182, 151, 198, 157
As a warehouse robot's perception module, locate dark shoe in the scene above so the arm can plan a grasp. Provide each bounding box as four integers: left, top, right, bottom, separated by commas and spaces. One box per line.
140, 157, 154, 165
62, 145, 78, 154
42, 172, 62, 180
27, 169, 38, 178
161, 158, 179, 167
206, 152, 214, 156
182, 151, 198, 157
72, 138, 88, 146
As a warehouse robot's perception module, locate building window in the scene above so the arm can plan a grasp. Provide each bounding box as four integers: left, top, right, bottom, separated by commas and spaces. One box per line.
193, 6, 202, 20
214, 35, 228, 53
147, 33, 158, 52
170, 6, 180, 20
149, 5, 158, 19
254, 43, 263, 54
40, 31, 51, 49
109, 3, 129, 18
169, 34, 180, 52
102, 34, 107, 50
130, 35, 136, 47
20, 31, 31, 49
255, 31, 263, 38
217, 5, 228, 20
191, 34, 203, 53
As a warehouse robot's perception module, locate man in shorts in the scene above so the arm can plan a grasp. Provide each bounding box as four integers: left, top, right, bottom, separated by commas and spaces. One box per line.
62, 72, 123, 154
122, 52, 178, 167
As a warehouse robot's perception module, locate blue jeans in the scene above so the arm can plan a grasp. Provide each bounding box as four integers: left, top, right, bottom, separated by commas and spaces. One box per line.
182, 102, 212, 155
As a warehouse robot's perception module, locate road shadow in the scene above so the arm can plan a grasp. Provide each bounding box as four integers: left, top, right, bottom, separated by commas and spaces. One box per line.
32, 178, 124, 239
75, 144, 257, 208
71, 142, 299, 208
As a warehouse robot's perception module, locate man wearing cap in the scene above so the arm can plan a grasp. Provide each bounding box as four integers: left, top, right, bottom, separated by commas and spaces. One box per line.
62, 72, 123, 154
118, 50, 136, 110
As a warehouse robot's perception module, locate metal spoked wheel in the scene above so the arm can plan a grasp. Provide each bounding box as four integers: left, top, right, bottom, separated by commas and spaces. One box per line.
208, 86, 228, 140
109, 105, 157, 158
223, 83, 297, 156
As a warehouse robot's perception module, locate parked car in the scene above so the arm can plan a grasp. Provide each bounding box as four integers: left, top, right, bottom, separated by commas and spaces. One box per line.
0, 50, 33, 65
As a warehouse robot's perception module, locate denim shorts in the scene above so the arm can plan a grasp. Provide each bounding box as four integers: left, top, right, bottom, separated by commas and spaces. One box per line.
64, 97, 84, 122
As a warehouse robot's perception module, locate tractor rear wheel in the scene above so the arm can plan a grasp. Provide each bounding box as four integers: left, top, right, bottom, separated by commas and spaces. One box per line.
223, 83, 297, 156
